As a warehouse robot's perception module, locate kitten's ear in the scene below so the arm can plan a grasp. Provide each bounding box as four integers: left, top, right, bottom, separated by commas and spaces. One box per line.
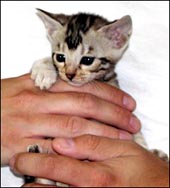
36, 9, 63, 41
98, 15, 132, 49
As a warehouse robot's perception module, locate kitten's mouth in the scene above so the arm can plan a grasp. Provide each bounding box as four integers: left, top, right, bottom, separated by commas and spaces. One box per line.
60, 75, 88, 87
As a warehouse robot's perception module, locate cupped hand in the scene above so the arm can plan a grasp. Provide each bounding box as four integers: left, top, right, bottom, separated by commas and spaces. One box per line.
10, 135, 169, 187
1, 74, 139, 165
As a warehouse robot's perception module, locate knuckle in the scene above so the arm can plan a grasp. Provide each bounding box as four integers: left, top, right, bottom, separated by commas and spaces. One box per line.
19, 90, 35, 99
78, 93, 97, 114
122, 140, 141, 153
84, 135, 101, 151
65, 116, 82, 133
114, 106, 124, 116
115, 107, 131, 125
15, 90, 37, 106
102, 126, 119, 139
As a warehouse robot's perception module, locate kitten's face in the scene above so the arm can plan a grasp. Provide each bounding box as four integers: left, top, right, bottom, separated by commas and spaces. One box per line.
52, 29, 117, 86
37, 10, 132, 86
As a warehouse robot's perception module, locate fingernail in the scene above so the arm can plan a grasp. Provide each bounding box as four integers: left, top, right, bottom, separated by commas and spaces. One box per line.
123, 96, 136, 110
119, 131, 133, 140
129, 116, 141, 132
56, 138, 74, 150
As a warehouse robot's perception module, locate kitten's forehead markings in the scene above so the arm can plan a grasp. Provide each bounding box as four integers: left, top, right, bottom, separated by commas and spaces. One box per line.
65, 14, 97, 50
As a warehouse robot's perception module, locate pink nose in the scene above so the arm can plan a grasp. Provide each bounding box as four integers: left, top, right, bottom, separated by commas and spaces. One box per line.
66, 73, 76, 80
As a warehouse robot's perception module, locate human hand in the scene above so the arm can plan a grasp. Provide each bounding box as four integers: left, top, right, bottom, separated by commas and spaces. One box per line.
1, 73, 139, 165
10, 135, 169, 187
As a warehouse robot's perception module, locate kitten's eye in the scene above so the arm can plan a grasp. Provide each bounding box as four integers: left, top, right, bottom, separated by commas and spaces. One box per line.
56, 54, 65, 63
80, 56, 95, 65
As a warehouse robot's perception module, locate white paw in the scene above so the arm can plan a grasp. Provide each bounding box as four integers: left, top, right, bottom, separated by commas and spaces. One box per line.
150, 149, 169, 162
56, 182, 69, 187
31, 57, 57, 90
27, 144, 42, 153
31, 69, 57, 90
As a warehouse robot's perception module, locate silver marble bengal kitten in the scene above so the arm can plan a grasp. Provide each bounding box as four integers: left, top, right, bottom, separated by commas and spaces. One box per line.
27, 9, 168, 186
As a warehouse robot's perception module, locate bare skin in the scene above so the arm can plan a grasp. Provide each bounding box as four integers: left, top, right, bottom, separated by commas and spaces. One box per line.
1, 74, 139, 166
10, 135, 169, 187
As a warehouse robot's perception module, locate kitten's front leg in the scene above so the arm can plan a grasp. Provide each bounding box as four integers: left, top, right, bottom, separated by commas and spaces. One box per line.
31, 57, 57, 90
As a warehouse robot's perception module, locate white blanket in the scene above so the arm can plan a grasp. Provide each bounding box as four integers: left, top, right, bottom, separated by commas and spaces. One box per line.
1, 1, 169, 187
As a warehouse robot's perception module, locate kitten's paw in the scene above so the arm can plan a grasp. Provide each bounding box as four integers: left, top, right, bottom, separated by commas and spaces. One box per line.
56, 182, 69, 187
150, 149, 169, 162
32, 70, 57, 90
27, 144, 42, 153
31, 58, 57, 90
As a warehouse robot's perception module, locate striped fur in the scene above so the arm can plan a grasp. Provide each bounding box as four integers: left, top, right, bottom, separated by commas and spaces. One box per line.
30, 9, 169, 187
65, 13, 107, 49
35, 9, 132, 86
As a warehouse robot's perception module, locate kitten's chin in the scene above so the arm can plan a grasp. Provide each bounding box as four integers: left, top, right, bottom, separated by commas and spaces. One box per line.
67, 81, 84, 87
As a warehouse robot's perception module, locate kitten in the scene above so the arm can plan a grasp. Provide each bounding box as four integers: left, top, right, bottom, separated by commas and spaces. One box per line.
31, 9, 131, 89
28, 9, 168, 186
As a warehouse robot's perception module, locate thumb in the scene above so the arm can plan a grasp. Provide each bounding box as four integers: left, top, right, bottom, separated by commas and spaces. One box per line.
52, 135, 139, 161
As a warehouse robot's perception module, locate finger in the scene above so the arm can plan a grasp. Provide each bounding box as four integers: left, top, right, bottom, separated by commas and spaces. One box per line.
39, 92, 140, 133
5, 137, 55, 166
10, 153, 99, 186
49, 79, 136, 111
21, 74, 136, 111
28, 114, 132, 140
52, 135, 140, 161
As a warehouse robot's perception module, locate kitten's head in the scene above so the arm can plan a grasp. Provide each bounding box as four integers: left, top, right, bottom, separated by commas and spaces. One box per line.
37, 9, 132, 86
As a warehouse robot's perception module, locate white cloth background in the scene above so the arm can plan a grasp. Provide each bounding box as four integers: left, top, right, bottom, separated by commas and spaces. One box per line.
1, 1, 169, 187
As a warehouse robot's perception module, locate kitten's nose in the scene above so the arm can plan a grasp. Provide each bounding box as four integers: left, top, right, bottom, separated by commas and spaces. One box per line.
66, 73, 76, 80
